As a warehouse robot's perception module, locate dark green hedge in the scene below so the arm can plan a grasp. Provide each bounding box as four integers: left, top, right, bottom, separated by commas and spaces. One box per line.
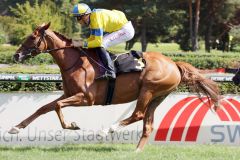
177, 83, 240, 95
1, 47, 240, 68
163, 52, 240, 69
0, 82, 61, 92
0, 46, 239, 93
0, 81, 239, 94
0, 49, 54, 65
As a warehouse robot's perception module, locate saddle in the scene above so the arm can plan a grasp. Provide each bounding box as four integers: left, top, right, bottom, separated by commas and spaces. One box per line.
98, 50, 146, 105
110, 50, 146, 75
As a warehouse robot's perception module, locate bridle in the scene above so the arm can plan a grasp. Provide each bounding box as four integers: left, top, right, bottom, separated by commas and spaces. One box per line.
21, 29, 79, 71
22, 29, 111, 72
24, 30, 73, 58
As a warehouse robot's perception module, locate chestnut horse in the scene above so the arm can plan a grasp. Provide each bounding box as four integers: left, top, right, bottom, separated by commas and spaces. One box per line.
9, 23, 220, 151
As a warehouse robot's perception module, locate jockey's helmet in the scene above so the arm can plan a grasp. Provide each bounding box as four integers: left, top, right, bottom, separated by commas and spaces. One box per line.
72, 3, 91, 17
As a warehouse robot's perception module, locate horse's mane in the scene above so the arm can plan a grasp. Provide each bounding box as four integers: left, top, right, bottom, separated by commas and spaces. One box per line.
53, 31, 72, 43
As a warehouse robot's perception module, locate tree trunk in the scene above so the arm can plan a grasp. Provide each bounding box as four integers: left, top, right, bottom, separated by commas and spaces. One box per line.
205, 19, 213, 52
141, 17, 147, 52
188, 0, 193, 51
193, 0, 201, 51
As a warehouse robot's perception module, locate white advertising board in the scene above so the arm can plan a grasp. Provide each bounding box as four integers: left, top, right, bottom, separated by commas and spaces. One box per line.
0, 92, 239, 145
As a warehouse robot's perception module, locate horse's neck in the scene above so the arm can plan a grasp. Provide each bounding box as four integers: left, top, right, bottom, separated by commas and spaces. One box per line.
45, 30, 81, 71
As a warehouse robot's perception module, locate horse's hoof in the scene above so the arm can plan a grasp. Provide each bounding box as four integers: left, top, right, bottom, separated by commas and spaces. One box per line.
8, 127, 20, 134
71, 122, 80, 130
135, 148, 142, 153
109, 123, 120, 133
97, 128, 109, 137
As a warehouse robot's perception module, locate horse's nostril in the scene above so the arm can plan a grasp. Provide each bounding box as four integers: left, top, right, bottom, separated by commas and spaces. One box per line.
13, 54, 19, 61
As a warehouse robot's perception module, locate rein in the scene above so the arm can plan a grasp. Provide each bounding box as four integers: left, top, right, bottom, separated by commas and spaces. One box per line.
77, 48, 112, 72
40, 46, 73, 53
27, 30, 111, 72
43, 45, 80, 72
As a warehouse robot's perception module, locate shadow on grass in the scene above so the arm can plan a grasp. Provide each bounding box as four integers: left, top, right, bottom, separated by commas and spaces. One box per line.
0, 146, 34, 152
0, 144, 118, 153
41, 145, 118, 152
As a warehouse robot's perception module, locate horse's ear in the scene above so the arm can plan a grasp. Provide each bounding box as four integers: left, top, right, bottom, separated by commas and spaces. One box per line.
42, 22, 51, 30
32, 22, 50, 37
38, 22, 51, 31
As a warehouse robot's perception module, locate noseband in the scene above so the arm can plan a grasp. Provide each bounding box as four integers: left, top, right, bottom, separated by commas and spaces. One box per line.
23, 30, 46, 57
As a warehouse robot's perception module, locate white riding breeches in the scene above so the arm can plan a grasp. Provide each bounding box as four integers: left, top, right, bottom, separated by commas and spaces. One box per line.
102, 21, 135, 49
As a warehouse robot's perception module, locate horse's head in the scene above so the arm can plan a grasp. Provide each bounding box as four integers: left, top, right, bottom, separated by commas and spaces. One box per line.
13, 22, 51, 62
232, 69, 240, 85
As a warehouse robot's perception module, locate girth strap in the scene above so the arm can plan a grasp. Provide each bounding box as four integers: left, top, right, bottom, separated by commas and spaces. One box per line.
105, 79, 116, 105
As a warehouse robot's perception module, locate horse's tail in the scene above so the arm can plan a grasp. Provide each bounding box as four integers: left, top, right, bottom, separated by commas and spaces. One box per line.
175, 61, 221, 109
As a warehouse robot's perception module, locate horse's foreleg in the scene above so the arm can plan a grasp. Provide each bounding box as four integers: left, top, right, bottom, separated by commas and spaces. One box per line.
136, 96, 165, 152
55, 92, 90, 130
8, 95, 65, 134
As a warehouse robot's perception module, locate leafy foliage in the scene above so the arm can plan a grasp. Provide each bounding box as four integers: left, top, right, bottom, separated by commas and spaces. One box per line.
8, 0, 64, 45
0, 82, 59, 92
0, 0, 240, 51
0, 81, 238, 93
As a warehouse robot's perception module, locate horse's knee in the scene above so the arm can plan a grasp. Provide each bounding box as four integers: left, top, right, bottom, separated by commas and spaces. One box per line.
55, 101, 62, 111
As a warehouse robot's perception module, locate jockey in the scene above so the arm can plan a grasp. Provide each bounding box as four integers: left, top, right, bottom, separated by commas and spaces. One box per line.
71, 3, 135, 79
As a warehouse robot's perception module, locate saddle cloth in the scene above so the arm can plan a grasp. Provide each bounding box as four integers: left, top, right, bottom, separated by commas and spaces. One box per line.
109, 50, 146, 75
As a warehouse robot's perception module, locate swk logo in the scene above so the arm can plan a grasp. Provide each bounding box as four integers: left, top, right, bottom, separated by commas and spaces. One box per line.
155, 96, 240, 142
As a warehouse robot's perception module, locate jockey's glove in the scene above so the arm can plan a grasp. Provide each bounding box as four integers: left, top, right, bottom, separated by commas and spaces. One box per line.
72, 39, 83, 48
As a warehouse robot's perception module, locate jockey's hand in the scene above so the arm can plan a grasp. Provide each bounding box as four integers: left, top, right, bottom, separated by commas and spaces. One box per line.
72, 40, 83, 48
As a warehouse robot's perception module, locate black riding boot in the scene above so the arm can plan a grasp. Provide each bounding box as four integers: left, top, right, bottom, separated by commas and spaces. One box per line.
96, 47, 116, 80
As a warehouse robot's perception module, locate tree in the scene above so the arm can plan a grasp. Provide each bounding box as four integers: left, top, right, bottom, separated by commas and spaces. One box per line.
59, 0, 79, 37
188, 0, 201, 51
9, 0, 64, 44
122, 0, 185, 51
193, 0, 201, 51
188, 0, 193, 50
200, 0, 240, 52
0, 16, 17, 44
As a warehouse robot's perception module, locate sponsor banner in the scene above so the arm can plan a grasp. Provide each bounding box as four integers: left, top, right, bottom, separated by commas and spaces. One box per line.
204, 73, 234, 82
152, 95, 240, 145
0, 74, 62, 82
0, 73, 234, 82
0, 92, 239, 145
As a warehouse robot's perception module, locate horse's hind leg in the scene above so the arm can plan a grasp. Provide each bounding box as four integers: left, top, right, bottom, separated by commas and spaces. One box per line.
8, 95, 65, 134
99, 90, 153, 135
136, 96, 166, 152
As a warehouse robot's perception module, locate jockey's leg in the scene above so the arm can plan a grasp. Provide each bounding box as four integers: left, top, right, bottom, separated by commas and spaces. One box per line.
102, 21, 135, 48
96, 47, 116, 79
8, 95, 65, 134
55, 92, 90, 130
95, 21, 134, 80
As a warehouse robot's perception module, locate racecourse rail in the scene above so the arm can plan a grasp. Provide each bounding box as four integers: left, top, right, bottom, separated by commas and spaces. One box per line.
0, 73, 235, 82
0, 73, 239, 146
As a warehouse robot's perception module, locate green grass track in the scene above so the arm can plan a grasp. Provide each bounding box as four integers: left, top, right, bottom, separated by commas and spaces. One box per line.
0, 143, 240, 160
